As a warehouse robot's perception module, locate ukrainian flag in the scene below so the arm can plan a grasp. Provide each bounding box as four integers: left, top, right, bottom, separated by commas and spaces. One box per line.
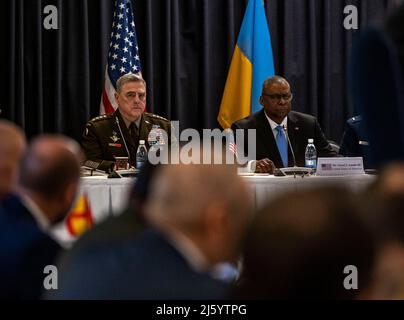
218, 0, 275, 129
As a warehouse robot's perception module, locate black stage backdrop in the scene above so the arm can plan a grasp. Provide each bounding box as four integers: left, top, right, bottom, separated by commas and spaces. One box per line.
0, 0, 395, 142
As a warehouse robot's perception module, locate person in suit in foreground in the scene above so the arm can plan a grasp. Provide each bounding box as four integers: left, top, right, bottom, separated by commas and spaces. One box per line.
54, 162, 160, 277
236, 187, 375, 299
0, 135, 81, 299
52, 161, 253, 299
232, 76, 336, 173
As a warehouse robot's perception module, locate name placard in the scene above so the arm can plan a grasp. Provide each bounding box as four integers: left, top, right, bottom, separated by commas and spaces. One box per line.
316, 157, 365, 176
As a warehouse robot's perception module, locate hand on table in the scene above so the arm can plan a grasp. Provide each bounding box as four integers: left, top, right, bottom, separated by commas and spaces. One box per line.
254, 159, 276, 174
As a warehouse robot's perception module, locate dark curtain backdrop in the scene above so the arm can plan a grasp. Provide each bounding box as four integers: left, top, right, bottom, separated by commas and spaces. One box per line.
0, 0, 396, 142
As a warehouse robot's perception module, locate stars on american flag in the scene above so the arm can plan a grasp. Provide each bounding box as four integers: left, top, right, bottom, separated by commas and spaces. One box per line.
106, 0, 142, 84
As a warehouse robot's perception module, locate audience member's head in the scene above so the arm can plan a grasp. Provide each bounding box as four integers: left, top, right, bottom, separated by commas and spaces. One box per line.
18, 135, 82, 225
146, 163, 253, 266
0, 120, 26, 199
356, 194, 404, 300
367, 162, 404, 197
358, 162, 404, 299
237, 187, 375, 299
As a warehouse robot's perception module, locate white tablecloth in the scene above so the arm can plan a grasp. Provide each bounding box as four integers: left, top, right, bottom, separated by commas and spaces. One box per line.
242, 174, 375, 209
80, 174, 377, 218
79, 176, 134, 222
52, 174, 376, 246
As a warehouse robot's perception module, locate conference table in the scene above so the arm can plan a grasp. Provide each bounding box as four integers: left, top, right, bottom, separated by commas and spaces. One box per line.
82, 173, 375, 215
51, 173, 376, 246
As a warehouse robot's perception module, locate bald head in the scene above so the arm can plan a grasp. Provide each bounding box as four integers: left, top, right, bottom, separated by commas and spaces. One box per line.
19, 135, 81, 198
239, 187, 374, 299
147, 164, 244, 226
0, 120, 26, 199
146, 163, 252, 264
262, 75, 290, 92
374, 162, 404, 196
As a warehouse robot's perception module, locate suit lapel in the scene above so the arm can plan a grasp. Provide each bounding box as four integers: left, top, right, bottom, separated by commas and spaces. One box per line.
256, 110, 283, 167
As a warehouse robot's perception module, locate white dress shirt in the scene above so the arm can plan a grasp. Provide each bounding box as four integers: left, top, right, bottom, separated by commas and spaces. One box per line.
244, 114, 288, 173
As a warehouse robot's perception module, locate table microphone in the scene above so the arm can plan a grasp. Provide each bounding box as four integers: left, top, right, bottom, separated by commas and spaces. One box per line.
115, 117, 132, 165
280, 125, 312, 177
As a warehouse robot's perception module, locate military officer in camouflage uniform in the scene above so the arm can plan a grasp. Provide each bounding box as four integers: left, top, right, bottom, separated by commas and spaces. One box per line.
82, 73, 171, 172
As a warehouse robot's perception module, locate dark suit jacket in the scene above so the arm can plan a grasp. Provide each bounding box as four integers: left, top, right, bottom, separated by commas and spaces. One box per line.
232, 109, 336, 168
82, 110, 171, 171
51, 229, 229, 300
0, 194, 62, 299
339, 116, 375, 169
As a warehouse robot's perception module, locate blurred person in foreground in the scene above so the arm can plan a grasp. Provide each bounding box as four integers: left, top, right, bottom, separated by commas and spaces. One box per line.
51, 160, 253, 299
0, 120, 26, 200
0, 135, 81, 299
55, 162, 159, 273
359, 162, 404, 299
236, 187, 375, 299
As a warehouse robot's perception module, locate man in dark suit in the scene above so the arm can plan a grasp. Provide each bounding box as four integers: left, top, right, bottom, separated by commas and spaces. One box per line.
52, 162, 253, 299
232, 76, 336, 173
0, 135, 81, 299
82, 73, 172, 172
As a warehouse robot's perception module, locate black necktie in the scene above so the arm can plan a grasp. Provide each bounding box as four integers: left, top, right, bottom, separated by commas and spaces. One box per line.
129, 122, 139, 141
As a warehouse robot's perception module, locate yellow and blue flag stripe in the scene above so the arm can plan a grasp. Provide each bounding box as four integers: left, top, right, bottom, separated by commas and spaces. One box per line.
218, 0, 275, 129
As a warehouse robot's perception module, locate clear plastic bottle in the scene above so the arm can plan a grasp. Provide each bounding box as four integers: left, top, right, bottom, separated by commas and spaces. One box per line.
136, 140, 148, 169
305, 138, 317, 171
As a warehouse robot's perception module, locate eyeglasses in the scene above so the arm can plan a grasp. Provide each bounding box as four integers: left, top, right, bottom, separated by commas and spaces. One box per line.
262, 93, 293, 102
125, 92, 146, 101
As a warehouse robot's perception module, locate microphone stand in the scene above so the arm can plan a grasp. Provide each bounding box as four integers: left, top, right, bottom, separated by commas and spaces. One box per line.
115, 117, 132, 168
282, 125, 310, 178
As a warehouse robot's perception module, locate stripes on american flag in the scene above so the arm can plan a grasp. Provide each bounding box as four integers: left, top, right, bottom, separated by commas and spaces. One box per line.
100, 0, 142, 115
224, 128, 238, 159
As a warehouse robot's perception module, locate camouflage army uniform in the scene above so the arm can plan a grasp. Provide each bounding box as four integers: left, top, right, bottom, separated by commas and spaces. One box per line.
82, 110, 171, 172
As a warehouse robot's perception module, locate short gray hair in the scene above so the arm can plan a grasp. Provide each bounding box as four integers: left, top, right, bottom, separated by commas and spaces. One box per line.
262, 75, 289, 92
116, 73, 146, 92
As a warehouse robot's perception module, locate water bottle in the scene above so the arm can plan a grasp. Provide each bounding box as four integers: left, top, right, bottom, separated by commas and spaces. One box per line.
136, 140, 148, 169
305, 138, 317, 171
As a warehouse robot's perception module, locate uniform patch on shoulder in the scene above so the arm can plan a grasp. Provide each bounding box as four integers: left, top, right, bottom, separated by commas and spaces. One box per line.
145, 112, 169, 122
91, 114, 110, 122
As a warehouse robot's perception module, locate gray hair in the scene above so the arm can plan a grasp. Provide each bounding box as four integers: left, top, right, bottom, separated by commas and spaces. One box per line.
116, 73, 146, 92
262, 75, 289, 92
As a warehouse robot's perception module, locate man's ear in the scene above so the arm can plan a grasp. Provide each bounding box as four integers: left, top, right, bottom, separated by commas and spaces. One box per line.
259, 96, 264, 106
114, 92, 119, 103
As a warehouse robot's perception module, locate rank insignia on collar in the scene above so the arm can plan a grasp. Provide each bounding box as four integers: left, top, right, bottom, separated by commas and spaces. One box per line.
110, 131, 120, 143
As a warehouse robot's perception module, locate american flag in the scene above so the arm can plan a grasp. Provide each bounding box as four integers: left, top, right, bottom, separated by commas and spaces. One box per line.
224, 129, 238, 159
100, 0, 142, 114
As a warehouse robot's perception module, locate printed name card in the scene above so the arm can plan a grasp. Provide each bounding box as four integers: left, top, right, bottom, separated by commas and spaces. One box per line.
316, 157, 365, 176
